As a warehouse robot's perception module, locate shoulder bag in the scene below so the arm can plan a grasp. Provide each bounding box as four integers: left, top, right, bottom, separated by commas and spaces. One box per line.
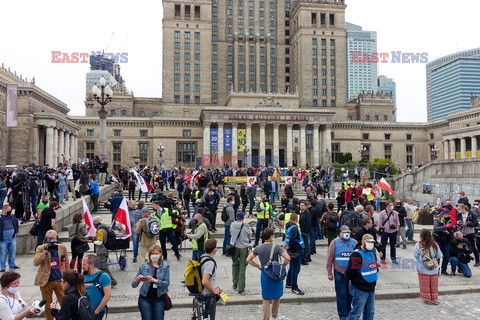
226, 223, 244, 256
75, 224, 90, 254
264, 243, 287, 281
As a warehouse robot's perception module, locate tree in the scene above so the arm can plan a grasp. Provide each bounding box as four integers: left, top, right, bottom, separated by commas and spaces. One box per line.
338, 152, 353, 164
369, 158, 398, 177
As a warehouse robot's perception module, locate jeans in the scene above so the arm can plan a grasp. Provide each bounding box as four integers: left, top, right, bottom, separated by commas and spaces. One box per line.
159, 230, 180, 260
270, 192, 278, 205
397, 226, 406, 246
334, 270, 352, 319
95, 310, 105, 320
0, 236, 16, 269
436, 241, 450, 273
375, 198, 381, 212
138, 190, 149, 201
286, 255, 301, 290
405, 219, 414, 241
222, 224, 231, 255
380, 231, 397, 260
203, 295, 217, 320
133, 233, 139, 259
348, 286, 375, 320
232, 247, 248, 292
128, 187, 136, 200
302, 233, 310, 263
138, 294, 165, 320
59, 184, 66, 203
465, 233, 479, 264
316, 219, 323, 240
91, 194, 99, 212
255, 219, 269, 245
449, 257, 472, 278
193, 204, 198, 216
309, 231, 317, 254
184, 202, 191, 218
192, 250, 205, 262
249, 197, 255, 216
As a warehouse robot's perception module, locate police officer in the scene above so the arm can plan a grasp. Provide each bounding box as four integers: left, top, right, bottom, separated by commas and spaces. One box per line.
253, 195, 272, 247
152, 200, 183, 261
326, 225, 357, 320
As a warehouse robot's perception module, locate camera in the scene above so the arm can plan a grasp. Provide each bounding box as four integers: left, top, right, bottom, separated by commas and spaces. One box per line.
45, 239, 58, 252
390, 224, 397, 230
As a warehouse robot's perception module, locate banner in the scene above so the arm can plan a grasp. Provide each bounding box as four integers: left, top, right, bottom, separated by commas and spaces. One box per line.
247, 176, 256, 187
210, 128, 218, 151
238, 129, 246, 152
224, 128, 232, 152
293, 130, 300, 152
306, 130, 313, 152
131, 169, 153, 193
6, 84, 18, 127
285, 176, 293, 185
224, 176, 287, 184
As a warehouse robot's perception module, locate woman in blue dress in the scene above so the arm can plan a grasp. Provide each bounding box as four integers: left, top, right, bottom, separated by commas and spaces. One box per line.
247, 228, 290, 320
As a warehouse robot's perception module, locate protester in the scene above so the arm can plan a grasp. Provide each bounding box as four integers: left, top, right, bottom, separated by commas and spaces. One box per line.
200, 239, 221, 320
254, 195, 272, 247
152, 201, 182, 261
433, 209, 455, 275
299, 200, 312, 265
449, 231, 473, 277
321, 202, 339, 246
378, 202, 399, 264
186, 214, 209, 261
222, 195, 236, 256
36, 201, 59, 248
413, 229, 443, 305
132, 245, 170, 320
0, 205, 20, 272
50, 270, 85, 320
135, 208, 157, 266
403, 198, 417, 241
68, 213, 88, 272
456, 203, 480, 267
230, 212, 252, 294
284, 213, 304, 295
247, 228, 290, 320
0, 271, 34, 320
394, 199, 407, 250
84, 255, 111, 320
33, 230, 69, 320
88, 176, 100, 213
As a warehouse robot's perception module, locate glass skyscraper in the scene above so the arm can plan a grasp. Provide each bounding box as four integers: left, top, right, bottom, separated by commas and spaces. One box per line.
426, 48, 480, 121
378, 75, 397, 121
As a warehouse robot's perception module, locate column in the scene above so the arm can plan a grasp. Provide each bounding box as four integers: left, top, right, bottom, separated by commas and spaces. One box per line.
70, 135, 76, 163
300, 124, 306, 167
217, 123, 224, 166
232, 123, 238, 167
472, 136, 477, 158
246, 123, 252, 166
273, 123, 279, 166
259, 123, 266, 166
323, 125, 332, 164
286, 124, 293, 167
443, 140, 449, 160
449, 139, 456, 159
99, 108, 107, 159
460, 137, 466, 159
203, 123, 211, 165
313, 124, 320, 166
46, 126, 54, 166
64, 132, 70, 163
32, 126, 40, 165
53, 128, 59, 166
58, 129, 64, 164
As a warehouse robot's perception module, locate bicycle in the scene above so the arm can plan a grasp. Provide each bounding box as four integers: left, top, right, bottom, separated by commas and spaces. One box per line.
191, 294, 214, 320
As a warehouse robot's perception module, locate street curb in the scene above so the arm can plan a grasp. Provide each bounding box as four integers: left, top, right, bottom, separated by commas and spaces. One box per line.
105, 285, 480, 313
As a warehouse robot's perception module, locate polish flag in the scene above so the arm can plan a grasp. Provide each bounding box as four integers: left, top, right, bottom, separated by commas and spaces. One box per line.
82, 197, 97, 237
114, 197, 132, 238
132, 169, 153, 193
378, 177, 394, 195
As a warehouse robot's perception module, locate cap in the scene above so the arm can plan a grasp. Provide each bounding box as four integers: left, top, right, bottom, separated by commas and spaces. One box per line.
339, 225, 351, 233
362, 234, 375, 242
236, 211, 245, 220
93, 216, 102, 223
441, 209, 451, 215
141, 207, 150, 215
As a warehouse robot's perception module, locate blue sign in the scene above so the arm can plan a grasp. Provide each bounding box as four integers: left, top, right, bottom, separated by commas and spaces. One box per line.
224, 128, 232, 152
210, 128, 218, 151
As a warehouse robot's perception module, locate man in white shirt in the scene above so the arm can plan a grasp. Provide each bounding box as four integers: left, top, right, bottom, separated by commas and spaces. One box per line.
403, 198, 417, 241
65, 165, 76, 201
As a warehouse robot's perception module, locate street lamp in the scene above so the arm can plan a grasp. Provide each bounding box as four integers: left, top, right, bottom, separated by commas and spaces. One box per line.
430, 145, 439, 160
92, 77, 113, 160
243, 145, 250, 167
157, 143, 165, 167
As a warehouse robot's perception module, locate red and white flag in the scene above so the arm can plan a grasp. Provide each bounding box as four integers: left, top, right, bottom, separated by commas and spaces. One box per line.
378, 177, 394, 195
284, 176, 293, 185
132, 169, 153, 193
247, 176, 256, 187
114, 197, 132, 238
82, 197, 97, 237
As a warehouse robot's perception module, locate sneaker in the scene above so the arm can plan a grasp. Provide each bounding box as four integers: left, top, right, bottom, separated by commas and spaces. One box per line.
0, 269, 5, 273
424, 301, 434, 305
292, 288, 304, 295
10, 266, 20, 269
441, 271, 449, 276
177, 256, 181, 261
285, 284, 292, 289
450, 271, 456, 276
402, 244, 407, 249
395, 244, 400, 248
392, 259, 399, 265
301, 262, 309, 266
238, 291, 245, 295
474, 262, 480, 267
432, 301, 440, 305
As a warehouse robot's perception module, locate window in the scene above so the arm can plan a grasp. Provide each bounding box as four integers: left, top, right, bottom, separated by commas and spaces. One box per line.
112, 142, 122, 162
185, 32, 190, 39
194, 96, 200, 104
183, 130, 191, 137
361, 144, 370, 162
330, 39, 335, 46
384, 145, 392, 159
139, 143, 148, 165
86, 129, 94, 136
175, 4, 181, 17
174, 42, 180, 49
332, 143, 340, 163
121, 109, 127, 116
195, 43, 200, 50
330, 100, 336, 107
177, 142, 197, 164
329, 13, 335, 25
174, 95, 180, 103
184, 74, 190, 81
174, 84, 180, 92
385, 133, 391, 140
362, 133, 369, 140
153, 112, 158, 117
311, 12, 317, 25
174, 31, 180, 39
312, 99, 318, 107
85, 142, 95, 160
384, 115, 388, 121
174, 74, 180, 81
140, 130, 148, 137
194, 6, 200, 20
430, 133, 434, 139
375, 115, 379, 121
185, 42, 190, 50
366, 115, 370, 121
406, 145, 414, 166
322, 99, 327, 107
114, 130, 121, 137
320, 13, 326, 25
110, 109, 116, 116
406, 134, 412, 140
185, 95, 190, 104
312, 38, 317, 45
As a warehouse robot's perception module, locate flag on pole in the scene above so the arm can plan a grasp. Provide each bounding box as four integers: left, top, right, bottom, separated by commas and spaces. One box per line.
247, 176, 256, 187
132, 169, 153, 193
114, 197, 132, 237
378, 177, 394, 195
82, 197, 97, 237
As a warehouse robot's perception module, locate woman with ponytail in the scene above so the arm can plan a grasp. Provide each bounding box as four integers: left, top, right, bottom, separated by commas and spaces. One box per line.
50, 270, 85, 320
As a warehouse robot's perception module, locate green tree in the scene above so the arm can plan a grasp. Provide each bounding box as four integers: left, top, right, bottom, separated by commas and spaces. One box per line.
338, 152, 353, 164
369, 158, 398, 177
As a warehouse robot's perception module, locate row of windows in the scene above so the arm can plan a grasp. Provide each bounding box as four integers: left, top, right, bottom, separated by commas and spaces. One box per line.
174, 84, 201, 92
174, 95, 201, 104
362, 133, 413, 140
174, 31, 201, 39
312, 79, 336, 86
312, 69, 336, 76
332, 143, 414, 165
312, 38, 335, 46
312, 99, 336, 108
174, 53, 201, 60
174, 63, 201, 71
174, 74, 201, 82
312, 89, 336, 96
174, 42, 201, 50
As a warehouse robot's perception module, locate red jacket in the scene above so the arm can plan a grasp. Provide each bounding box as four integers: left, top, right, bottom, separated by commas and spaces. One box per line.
443, 205, 457, 226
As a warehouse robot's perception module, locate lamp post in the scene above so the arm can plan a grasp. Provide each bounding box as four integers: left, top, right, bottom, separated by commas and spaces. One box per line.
358, 144, 367, 161
157, 143, 165, 168
243, 145, 250, 167
92, 77, 113, 160
430, 145, 439, 161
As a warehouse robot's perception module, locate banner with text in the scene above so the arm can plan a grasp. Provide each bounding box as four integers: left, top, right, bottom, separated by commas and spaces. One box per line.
238, 129, 246, 153
224, 128, 232, 152
210, 128, 218, 151
6, 84, 18, 127
293, 130, 300, 152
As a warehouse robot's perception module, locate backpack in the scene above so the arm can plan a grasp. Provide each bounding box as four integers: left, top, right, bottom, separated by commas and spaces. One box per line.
221, 206, 229, 222
78, 295, 95, 320
326, 212, 338, 232
184, 257, 216, 294
98, 226, 117, 250
340, 211, 361, 235
145, 217, 160, 237
85, 271, 108, 316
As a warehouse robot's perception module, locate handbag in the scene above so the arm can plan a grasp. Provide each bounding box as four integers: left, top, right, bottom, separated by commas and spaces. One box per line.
419, 243, 438, 270
263, 243, 287, 281
378, 211, 393, 236
74, 224, 90, 254
30, 219, 39, 236
226, 223, 244, 256
164, 293, 172, 311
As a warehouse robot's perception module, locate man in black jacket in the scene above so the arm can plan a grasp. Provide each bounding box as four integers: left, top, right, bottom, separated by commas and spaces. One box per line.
299, 200, 312, 265
449, 231, 473, 277
355, 216, 383, 255
307, 200, 319, 255
394, 199, 408, 250
284, 213, 305, 295
456, 203, 479, 267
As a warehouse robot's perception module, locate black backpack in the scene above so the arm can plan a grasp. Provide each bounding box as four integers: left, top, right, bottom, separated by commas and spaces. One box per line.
221, 206, 229, 222
341, 211, 361, 235
98, 226, 117, 250
145, 217, 160, 237
78, 294, 95, 320
326, 212, 338, 232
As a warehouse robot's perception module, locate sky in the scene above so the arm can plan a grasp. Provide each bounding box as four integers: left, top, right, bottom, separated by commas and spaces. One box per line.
1, 0, 479, 122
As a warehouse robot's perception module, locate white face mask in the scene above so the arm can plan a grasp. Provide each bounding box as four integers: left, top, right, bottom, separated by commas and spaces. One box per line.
150, 254, 161, 263
365, 242, 375, 251
341, 233, 350, 239
7, 286, 19, 294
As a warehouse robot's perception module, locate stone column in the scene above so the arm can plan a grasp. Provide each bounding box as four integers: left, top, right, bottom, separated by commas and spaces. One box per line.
99, 108, 107, 160
46, 126, 54, 167
64, 132, 70, 163
449, 139, 456, 159
218, 123, 224, 166
313, 124, 320, 166
273, 123, 279, 166
53, 128, 59, 166
32, 126, 40, 165
323, 125, 332, 164
472, 136, 477, 158
460, 137, 466, 159
246, 123, 252, 166
300, 124, 307, 167
232, 123, 238, 167
259, 123, 266, 166
58, 129, 64, 164
286, 124, 293, 167
203, 123, 211, 165
443, 140, 449, 160
70, 135, 76, 163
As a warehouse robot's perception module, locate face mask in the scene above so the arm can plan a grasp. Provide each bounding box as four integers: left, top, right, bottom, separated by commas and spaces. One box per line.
42, 201, 48, 204
365, 242, 375, 251
150, 254, 161, 263
446, 205, 452, 209
7, 287, 19, 294
93, 223, 100, 228
341, 233, 351, 240
474, 205, 479, 209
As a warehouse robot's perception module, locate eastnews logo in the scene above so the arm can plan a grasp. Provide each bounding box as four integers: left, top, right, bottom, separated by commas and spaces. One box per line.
351, 51, 428, 63
51, 51, 129, 63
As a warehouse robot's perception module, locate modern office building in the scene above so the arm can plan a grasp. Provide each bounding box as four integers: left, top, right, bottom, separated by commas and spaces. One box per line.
346, 22, 378, 101
426, 48, 480, 121
89, 54, 124, 85
378, 75, 397, 121
86, 70, 118, 89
